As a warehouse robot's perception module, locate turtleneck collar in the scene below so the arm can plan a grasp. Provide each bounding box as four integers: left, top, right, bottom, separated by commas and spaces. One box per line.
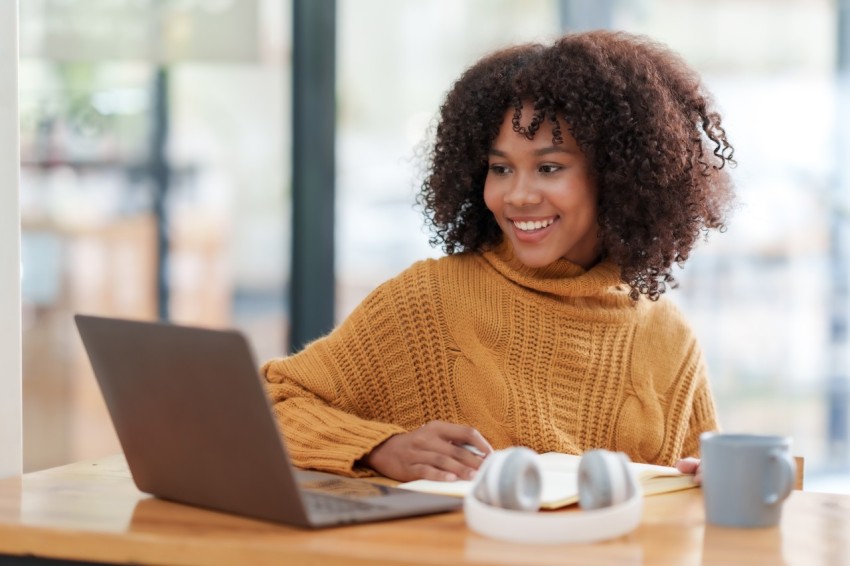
480, 239, 628, 300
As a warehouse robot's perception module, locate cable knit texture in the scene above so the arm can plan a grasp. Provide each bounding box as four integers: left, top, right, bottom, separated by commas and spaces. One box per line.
262, 241, 718, 477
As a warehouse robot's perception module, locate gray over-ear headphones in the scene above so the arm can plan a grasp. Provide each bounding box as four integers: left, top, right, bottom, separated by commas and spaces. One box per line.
464, 447, 643, 544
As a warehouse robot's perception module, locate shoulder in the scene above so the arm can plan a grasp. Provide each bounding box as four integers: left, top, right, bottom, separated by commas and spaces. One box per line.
633, 295, 701, 354
376, 252, 481, 289
637, 295, 693, 330
358, 253, 482, 307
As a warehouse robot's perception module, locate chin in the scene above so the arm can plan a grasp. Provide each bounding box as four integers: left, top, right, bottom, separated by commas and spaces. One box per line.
514, 252, 559, 269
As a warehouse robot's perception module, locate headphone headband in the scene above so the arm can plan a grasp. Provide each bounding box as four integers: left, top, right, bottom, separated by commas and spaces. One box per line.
464, 448, 643, 544
464, 484, 643, 544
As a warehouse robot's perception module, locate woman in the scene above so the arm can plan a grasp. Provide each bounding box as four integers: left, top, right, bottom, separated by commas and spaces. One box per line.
263, 31, 734, 483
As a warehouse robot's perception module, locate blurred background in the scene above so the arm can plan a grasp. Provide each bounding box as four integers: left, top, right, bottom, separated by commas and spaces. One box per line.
16, 0, 850, 493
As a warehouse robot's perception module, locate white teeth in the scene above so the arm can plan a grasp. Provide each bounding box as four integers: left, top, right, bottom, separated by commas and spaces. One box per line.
513, 218, 555, 232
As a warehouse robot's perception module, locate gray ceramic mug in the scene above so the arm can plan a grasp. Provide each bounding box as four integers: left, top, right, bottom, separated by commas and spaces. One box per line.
700, 433, 796, 528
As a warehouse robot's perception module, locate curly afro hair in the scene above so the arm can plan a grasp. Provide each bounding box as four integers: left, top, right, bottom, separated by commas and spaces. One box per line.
417, 31, 735, 301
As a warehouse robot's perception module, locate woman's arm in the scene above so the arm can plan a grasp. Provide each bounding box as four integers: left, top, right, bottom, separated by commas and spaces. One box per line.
262, 262, 492, 480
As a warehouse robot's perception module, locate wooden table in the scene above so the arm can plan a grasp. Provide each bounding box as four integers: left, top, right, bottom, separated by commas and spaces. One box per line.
0, 455, 845, 566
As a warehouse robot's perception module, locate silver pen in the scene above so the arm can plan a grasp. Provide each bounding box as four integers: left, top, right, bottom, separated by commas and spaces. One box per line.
461, 443, 486, 457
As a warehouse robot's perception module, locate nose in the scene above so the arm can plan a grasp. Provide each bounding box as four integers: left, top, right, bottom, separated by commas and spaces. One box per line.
504, 174, 543, 206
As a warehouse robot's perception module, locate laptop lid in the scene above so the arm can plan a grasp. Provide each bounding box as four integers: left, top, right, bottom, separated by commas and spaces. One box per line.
73, 314, 462, 527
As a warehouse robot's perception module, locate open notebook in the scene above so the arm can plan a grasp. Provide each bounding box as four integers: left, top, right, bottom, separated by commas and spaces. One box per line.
398, 452, 697, 510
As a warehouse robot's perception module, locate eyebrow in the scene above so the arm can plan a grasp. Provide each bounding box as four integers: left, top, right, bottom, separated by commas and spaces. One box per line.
488, 146, 577, 157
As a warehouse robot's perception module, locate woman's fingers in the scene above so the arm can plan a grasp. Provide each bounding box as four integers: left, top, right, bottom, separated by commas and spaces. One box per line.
419, 420, 493, 456
411, 423, 483, 479
455, 426, 494, 459
675, 457, 703, 484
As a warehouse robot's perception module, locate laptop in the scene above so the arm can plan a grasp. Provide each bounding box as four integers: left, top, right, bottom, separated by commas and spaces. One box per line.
73, 314, 462, 528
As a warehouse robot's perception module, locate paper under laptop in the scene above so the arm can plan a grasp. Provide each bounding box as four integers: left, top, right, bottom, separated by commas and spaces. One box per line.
74, 314, 462, 528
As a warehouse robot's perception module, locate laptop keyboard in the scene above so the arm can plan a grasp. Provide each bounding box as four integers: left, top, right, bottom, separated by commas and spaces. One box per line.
303, 492, 380, 514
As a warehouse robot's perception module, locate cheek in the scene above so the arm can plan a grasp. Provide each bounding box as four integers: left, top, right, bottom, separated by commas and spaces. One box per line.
482, 182, 500, 215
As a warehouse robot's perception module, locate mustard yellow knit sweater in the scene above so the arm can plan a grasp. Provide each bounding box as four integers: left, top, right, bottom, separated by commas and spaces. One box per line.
262, 242, 718, 477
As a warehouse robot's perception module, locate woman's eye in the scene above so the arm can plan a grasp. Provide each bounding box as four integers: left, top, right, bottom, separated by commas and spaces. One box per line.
488, 164, 510, 176
539, 164, 561, 174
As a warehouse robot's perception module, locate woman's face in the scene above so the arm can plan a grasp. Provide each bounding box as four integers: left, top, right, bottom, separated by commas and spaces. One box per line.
483, 104, 600, 269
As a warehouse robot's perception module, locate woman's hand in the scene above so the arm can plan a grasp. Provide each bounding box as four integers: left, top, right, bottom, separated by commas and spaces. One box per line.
362, 420, 493, 482
675, 457, 703, 484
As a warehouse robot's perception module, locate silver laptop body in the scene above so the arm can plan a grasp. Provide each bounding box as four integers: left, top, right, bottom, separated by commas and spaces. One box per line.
74, 314, 462, 528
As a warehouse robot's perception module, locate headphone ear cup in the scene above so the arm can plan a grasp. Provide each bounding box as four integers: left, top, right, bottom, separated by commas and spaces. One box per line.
578, 450, 637, 510
472, 447, 542, 511
473, 450, 508, 507
617, 452, 639, 500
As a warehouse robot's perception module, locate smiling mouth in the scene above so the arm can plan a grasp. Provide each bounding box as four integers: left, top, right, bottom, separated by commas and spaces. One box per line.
511, 217, 557, 232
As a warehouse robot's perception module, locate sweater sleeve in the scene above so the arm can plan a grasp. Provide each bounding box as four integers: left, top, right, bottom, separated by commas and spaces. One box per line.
261, 281, 415, 477
680, 355, 720, 459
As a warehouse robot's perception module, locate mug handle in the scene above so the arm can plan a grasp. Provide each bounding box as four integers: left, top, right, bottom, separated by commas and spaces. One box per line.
763, 448, 796, 505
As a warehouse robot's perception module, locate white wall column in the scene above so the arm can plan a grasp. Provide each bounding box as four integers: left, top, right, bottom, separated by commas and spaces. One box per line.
0, 0, 22, 479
